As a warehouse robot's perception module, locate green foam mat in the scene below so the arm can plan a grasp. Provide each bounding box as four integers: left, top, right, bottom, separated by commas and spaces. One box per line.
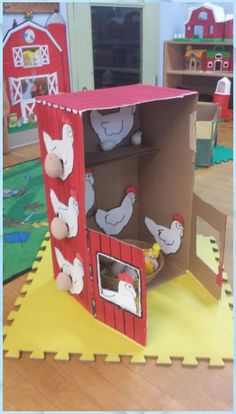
3, 159, 48, 283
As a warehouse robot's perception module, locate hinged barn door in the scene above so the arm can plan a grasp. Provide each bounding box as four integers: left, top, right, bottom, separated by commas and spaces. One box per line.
88, 229, 147, 346
189, 193, 227, 300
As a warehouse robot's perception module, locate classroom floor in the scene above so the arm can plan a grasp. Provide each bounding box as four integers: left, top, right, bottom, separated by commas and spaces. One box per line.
3, 121, 233, 411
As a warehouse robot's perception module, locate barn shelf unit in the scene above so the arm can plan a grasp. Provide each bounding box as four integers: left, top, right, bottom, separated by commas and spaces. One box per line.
164, 41, 233, 101
36, 84, 227, 346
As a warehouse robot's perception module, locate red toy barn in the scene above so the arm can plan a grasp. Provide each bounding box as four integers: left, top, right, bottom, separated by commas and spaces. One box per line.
35, 84, 226, 346
225, 16, 233, 40
3, 13, 70, 125
205, 46, 232, 72
185, 3, 233, 40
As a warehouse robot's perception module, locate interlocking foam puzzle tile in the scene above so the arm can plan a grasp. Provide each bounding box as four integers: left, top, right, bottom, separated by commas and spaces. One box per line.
4, 233, 233, 366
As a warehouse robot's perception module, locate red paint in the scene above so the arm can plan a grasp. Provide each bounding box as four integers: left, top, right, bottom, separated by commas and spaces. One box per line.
185, 6, 225, 39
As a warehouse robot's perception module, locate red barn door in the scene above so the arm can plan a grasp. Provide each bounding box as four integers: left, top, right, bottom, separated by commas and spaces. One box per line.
88, 229, 147, 346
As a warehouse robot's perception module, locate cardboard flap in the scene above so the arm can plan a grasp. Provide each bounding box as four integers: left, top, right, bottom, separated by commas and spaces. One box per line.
189, 193, 227, 299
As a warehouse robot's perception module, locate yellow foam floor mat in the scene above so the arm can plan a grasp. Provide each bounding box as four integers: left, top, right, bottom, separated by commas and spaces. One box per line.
4, 234, 233, 366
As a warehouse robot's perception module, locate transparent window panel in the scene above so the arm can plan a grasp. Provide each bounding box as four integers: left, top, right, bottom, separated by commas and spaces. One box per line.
91, 6, 142, 88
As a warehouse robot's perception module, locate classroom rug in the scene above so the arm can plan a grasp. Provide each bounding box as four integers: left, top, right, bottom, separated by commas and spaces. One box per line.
3, 234, 233, 366
3, 159, 48, 283
212, 145, 233, 165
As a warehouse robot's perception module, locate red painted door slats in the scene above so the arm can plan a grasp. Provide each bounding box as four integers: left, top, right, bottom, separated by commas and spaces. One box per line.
100, 234, 116, 329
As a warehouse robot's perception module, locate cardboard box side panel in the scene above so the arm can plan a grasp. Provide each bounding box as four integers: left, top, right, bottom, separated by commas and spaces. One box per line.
196, 122, 213, 140
195, 140, 214, 166
138, 95, 197, 278
86, 158, 140, 241
196, 102, 220, 121
35, 103, 92, 313
189, 193, 227, 299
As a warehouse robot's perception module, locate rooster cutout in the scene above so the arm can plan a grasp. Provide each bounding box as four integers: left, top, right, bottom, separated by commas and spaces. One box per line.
55, 248, 84, 295
43, 117, 74, 180
50, 189, 79, 238
145, 214, 184, 254
102, 272, 137, 314
95, 186, 137, 235
90, 105, 136, 151
85, 168, 95, 214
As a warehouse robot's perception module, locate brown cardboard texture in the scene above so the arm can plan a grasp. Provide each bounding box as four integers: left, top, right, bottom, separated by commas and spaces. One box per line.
195, 102, 220, 167
196, 102, 220, 140
36, 84, 227, 346
189, 193, 227, 299
85, 94, 198, 283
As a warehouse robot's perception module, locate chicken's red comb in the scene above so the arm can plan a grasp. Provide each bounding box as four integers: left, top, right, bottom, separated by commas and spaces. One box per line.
172, 213, 184, 226
126, 185, 137, 194
85, 167, 92, 174
62, 114, 72, 126
70, 189, 77, 198
118, 272, 133, 284
76, 253, 82, 262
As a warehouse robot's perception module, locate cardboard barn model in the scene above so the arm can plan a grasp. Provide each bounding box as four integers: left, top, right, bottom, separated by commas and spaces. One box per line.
36, 84, 226, 346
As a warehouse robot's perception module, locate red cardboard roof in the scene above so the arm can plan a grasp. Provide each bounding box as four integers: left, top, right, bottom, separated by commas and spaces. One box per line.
36, 83, 197, 113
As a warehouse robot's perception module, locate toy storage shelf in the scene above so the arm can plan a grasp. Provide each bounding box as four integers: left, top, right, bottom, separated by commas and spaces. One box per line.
166, 69, 233, 78
85, 145, 158, 167
164, 41, 233, 100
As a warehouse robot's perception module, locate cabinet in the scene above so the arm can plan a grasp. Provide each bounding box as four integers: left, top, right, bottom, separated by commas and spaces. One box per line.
164, 41, 233, 102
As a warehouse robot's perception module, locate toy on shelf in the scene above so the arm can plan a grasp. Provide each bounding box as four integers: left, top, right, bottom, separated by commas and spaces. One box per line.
205, 46, 232, 72
213, 77, 233, 121
184, 45, 207, 70
3, 11, 70, 128
36, 84, 227, 346
184, 3, 233, 41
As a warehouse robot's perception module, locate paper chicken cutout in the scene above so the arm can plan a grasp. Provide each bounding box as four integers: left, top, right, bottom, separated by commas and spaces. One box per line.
55, 248, 84, 295
90, 105, 136, 151
145, 214, 184, 254
102, 271, 137, 314
43, 117, 74, 180
95, 186, 137, 235
85, 168, 95, 214
50, 189, 79, 239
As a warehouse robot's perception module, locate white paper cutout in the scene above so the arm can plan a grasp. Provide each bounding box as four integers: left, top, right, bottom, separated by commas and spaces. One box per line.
55, 247, 84, 295
43, 120, 74, 181
85, 168, 95, 214
95, 186, 136, 235
144, 214, 184, 254
102, 272, 137, 314
90, 105, 136, 150
50, 189, 79, 238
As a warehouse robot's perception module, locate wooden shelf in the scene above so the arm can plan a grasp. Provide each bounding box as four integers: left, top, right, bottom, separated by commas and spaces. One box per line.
164, 40, 233, 99
85, 145, 158, 167
169, 40, 233, 46
166, 70, 233, 78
